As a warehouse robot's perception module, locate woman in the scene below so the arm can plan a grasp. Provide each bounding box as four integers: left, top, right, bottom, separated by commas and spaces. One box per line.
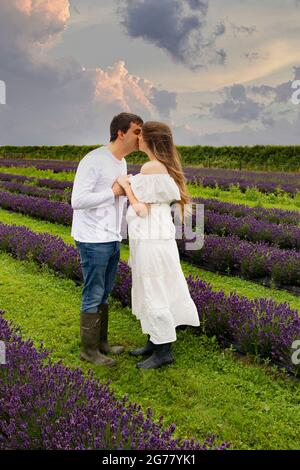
117, 121, 200, 369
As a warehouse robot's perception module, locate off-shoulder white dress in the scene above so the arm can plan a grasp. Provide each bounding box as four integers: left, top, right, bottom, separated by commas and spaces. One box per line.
126, 173, 200, 345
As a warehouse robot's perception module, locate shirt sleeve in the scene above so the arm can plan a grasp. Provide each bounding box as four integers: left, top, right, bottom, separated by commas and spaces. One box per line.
71, 158, 115, 210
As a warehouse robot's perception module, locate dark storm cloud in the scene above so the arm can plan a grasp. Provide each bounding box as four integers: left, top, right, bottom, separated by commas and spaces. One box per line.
119, 0, 226, 69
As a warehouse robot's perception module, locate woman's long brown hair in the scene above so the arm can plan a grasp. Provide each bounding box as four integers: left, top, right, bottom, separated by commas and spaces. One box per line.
141, 121, 190, 219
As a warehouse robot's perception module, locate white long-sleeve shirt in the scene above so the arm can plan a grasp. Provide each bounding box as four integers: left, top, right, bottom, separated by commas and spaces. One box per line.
71, 146, 127, 242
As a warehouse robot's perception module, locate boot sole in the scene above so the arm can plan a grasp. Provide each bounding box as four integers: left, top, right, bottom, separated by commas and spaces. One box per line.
80, 353, 116, 367
136, 357, 175, 369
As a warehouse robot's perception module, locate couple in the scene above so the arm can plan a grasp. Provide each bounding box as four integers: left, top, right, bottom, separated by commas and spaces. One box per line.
71, 112, 200, 369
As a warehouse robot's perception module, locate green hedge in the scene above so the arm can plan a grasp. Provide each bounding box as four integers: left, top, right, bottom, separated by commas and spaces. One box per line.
1, 145, 300, 171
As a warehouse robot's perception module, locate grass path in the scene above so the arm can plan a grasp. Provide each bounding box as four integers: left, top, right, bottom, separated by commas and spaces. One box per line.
188, 185, 300, 212
0, 251, 299, 450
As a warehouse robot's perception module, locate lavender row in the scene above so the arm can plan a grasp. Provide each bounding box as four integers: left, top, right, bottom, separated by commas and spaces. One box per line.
2, 184, 300, 250
1, 158, 300, 185
128, 164, 300, 195
0, 190, 299, 288
0, 171, 72, 190
194, 176, 299, 196
0, 158, 76, 172
0, 223, 299, 374
0, 191, 72, 225
182, 166, 300, 185
1, 157, 299, 194
0, 181, 71, 202
203, 209, 300, 250
193, 197, 300, 226
1, 170, 299, 226
0, 312, 224, 450
3, 184, 300, 251
178, 234, 300, 288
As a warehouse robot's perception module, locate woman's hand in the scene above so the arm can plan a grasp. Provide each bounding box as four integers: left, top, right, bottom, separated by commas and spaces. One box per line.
117, 174, 132, 189
132, 202, 150, 217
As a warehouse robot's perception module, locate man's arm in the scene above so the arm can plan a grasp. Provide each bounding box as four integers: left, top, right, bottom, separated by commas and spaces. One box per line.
71, 159, 125, 210
117, 175, 149, 217
111, 181, 126, 197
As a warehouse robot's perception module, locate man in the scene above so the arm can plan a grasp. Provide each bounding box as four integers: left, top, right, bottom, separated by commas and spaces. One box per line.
71, 112, 143, 366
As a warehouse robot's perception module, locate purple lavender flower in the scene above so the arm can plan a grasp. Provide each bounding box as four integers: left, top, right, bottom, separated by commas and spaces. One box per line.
1, 311, 228, 450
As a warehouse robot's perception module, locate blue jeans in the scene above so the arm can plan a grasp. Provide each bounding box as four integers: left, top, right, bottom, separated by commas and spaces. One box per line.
75, 241, 120, 313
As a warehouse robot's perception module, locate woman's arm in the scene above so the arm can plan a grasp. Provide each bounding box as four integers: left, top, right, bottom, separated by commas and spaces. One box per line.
117, 175, 149, 217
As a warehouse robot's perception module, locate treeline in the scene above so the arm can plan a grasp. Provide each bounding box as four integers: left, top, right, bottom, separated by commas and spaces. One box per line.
0, 145, 300, 171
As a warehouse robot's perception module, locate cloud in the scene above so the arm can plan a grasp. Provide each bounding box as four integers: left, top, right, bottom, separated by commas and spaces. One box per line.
0, 0, 176, 144
198, 114, 300, 145
149, 88, 177, 119
250, 66, 300, 104
93, 61, 153, 113
118, 0, 226, 69
0, 0, 70, 52
231, 23, 257, 37
225, 84, 247, 102
261, 113, 275, 128
210, 99, 263, 123
192, 64, 300, 145
244, 51, 270, 63
209, 84, 263, 123
186, 0, 209, 13
251, 85, 274, 97
92, 60, 177, 118
172, 123, 203, 145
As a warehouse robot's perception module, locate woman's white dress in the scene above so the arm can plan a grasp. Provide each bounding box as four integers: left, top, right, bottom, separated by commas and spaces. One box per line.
126, 173, 200, 345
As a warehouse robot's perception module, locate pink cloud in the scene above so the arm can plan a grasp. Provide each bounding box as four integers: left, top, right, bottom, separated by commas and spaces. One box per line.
93, 61, 154, 113
1, 0, 70, 50
15, 0, 70, 22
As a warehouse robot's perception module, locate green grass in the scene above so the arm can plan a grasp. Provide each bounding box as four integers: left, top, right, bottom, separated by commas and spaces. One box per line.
0, 251, 300, 450
0, 208, 299, 312
0, 166, 75, 181
188, 184, 300, 212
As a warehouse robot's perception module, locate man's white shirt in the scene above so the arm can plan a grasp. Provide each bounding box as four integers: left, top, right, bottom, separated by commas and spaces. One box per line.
71, 146, 127, 242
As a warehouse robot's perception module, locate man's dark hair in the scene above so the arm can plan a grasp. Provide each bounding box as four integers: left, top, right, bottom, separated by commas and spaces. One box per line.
110, 112, 143, 142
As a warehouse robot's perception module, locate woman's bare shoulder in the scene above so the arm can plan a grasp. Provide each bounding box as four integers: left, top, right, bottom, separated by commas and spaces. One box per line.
140, 160, 168, 174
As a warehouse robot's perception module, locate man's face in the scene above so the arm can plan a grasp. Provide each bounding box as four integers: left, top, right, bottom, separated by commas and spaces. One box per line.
121, 122, 142, 152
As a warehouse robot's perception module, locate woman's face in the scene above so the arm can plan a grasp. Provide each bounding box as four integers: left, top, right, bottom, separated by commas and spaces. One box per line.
137, 131, 148, 153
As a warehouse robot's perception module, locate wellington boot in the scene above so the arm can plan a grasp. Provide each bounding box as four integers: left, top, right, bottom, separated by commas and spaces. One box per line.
80, 312, 116, 366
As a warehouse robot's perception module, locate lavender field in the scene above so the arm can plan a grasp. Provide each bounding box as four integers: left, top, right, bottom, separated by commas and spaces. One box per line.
3, 0, 300, 454
1, 158, 300, 195
0, 155, 300, 450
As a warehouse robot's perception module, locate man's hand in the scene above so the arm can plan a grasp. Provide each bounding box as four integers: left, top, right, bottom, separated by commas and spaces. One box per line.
112, 181, 126, 196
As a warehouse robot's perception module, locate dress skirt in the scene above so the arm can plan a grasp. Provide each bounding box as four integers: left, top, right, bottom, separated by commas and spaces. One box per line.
128, 238, 200, 344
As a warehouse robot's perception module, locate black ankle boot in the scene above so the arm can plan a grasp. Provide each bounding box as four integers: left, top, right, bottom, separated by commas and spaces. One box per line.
136, 343, 174, 369
130, 336, 154, 357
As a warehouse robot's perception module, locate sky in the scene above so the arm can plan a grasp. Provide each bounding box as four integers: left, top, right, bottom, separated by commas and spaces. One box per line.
0, 0, 300, 145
